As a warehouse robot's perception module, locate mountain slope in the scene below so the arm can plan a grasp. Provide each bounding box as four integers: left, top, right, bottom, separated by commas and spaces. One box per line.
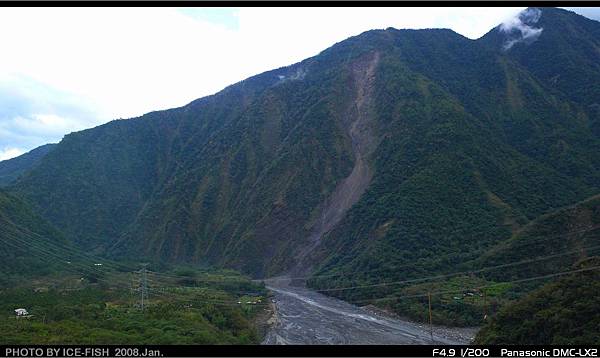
307, 194, 600, 327
0, 144, 56, 187
480, 7, 600, 137
9, 8, 600, 283
11, 52, 362, 275
308, 9, 600, 289
474, 194, 600, 281
474, 257, 600, 344
0, 189, 68, 282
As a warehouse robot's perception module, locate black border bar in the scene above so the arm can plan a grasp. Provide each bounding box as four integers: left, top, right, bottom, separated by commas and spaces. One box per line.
2, 345, 600, 357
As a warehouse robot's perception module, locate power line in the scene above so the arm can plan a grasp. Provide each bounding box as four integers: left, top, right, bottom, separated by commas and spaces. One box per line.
0, 227, 129, 280
140, 263, 149, 311
2, 218, 136, 272
5, 204, 598, 287
0, 229, 267, 307
4, 221, 251, 285
3, 212, 599, 311
0, 232, 137, 290
265, 224, 600, 282
0, 228, 179, 296
0, 227, 187, 296
308, 244, 600, 293
146, 270, 248, 282
347, 264, 600, 305
0, 228, 265, 305
3, 221, 598, 298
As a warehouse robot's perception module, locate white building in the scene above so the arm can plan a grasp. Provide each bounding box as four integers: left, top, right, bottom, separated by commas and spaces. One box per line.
14, 308, 29, 316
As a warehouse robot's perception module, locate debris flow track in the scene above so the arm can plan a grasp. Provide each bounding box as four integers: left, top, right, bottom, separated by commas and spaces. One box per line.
262, 52, 474, 345
290, 51, 380, 279
261, 277, 474, 345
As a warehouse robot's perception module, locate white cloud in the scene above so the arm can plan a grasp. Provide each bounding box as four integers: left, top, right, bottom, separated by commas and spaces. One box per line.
563, 7, 600, 22
0, 73, 104, 152
0, 147, 24, 161
499, 8, 543, 50
1, 6, 564, 157
8, 114, 87, 137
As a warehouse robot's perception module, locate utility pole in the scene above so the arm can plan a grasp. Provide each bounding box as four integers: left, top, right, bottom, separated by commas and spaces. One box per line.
130, 272, 135, 308
428, 292, 434, 343
139, 263, 149, 311
580, 245, 588, 260
483, 290, 488, 321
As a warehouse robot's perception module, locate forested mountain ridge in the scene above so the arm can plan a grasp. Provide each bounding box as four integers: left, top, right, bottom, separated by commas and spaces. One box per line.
7, 7, 600, 285
0, 144, 56, 187
481, 7, 600, 123
308, 7, 600, 285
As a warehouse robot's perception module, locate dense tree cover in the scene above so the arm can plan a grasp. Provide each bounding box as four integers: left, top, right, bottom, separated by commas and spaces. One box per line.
474, 195, 600, 281
481, 8, 600, 112
10, 53, 359, 277
475, 258, 600, 344
0, 190, 69, 283
0, 269, 269, 344
309, 195, 600, 327
307, 8, 600, 325
0, 190, 271, 344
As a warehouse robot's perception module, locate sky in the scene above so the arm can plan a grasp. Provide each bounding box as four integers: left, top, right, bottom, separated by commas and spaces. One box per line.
1, 7, 599, 161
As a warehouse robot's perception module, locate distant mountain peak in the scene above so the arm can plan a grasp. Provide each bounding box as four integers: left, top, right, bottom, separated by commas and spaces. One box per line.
498, 8, 544, 50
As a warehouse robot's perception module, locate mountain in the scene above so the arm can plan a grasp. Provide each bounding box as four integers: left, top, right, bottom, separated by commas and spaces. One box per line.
307, 8, 600, 286
474, 257, 600, 344
11, 55, 359, 275
480, 8, 600, 137
0, 144, 56, 187
0, 189, 68, 283
8, 6, 600, 288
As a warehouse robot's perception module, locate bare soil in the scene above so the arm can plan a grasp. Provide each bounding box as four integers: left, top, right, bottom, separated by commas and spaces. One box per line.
290, 51, 381, 279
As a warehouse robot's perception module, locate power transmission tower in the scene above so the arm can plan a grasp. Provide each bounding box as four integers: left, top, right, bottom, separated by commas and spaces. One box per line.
139, 263, 149, 311
130, 272, 135, 308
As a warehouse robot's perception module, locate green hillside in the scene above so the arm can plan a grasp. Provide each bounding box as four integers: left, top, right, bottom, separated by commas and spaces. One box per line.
0, 267, 270, 345
475, 257, 600, 344
475, 195, 600, 281
6, 6, 600, 296
0, 190, 272, 344
0, 189, 69, 283
308, 8, 600, 295
481, 8, 600, 119
11, 57, 356, 276
307, 193, 600, 326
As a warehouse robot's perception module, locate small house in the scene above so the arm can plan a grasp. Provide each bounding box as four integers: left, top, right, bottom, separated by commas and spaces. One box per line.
14, 308, 29, 316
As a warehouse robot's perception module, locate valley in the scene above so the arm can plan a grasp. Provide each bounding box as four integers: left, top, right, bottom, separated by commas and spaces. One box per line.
262, 277, 474, 345
1, 7, 600, 345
